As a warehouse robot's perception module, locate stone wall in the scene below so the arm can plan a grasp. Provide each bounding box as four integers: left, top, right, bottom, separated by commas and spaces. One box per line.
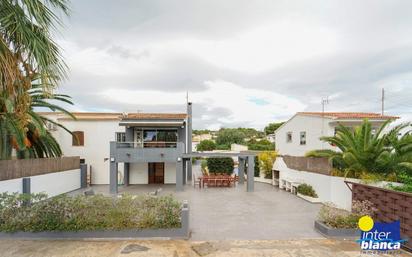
350, 182, 412, 251
281, 155, 331, 175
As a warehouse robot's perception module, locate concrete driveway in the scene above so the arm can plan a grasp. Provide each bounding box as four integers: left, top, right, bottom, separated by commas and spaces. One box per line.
85, 181, 322, 241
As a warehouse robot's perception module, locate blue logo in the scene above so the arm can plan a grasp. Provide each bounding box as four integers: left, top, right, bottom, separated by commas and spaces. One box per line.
357, 216, 406, 252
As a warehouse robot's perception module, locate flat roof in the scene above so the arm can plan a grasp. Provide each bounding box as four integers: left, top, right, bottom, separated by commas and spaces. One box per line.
38, 112, 188, 121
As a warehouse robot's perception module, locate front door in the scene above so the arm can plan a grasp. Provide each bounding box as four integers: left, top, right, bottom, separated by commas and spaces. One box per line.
148, 162, 164, 184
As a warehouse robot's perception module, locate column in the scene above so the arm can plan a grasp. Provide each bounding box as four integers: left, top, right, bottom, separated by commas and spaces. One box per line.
124, 163, 130, 186
238, 157, 245, 184
247, 156, 254, 192
176, 158, 184, 191
186, 102, 193, 181
110, 161, 118, 194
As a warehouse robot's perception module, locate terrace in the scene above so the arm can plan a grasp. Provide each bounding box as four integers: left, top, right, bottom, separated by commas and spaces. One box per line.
73, 165, 321, 241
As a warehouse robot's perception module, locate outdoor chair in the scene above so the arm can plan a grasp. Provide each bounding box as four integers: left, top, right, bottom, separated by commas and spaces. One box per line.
194, 175, 201, 188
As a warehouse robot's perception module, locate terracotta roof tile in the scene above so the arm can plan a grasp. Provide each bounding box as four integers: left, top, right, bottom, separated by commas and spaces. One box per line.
298, 112, 399, 119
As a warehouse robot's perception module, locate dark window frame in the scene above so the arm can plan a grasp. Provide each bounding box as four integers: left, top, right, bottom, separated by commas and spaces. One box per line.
72, 131, 84, 146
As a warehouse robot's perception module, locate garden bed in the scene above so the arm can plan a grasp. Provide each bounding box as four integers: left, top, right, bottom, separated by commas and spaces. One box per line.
297, 193, 322, 203
0, 193, 189, 239
314, 220, 359, 238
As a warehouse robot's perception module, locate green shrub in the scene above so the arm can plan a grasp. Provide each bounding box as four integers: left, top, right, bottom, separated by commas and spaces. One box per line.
0, 193, 181, 232
201, 159, 208, 174
318, 200, 376, 229
388, 183, 412, 193
254, 156, 260, 177
196, 140, 216, 151
206, 157, 234, 175
297, 184, 318, 198
215, 144, 230, 150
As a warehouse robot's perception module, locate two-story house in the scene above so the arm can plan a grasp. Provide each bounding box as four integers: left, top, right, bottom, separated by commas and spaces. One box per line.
41, 102, 193, 193
275, 112, 398, 156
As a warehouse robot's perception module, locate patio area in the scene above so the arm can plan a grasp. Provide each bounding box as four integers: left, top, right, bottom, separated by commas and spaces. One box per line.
73, 181, 322, 241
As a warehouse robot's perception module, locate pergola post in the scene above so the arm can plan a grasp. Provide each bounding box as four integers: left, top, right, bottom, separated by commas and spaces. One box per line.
238, 157, 245, 184
124, 163, 129, 186
110, 161, 118, 194
176, 158, 184, 191
247, 156, 254, 192
183, 159, 187, 185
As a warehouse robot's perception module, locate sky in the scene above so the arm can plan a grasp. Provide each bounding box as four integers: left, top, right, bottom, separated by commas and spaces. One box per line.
56, 0, 412, 130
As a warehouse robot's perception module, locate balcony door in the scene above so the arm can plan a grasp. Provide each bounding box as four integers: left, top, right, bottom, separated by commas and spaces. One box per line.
148, 162, 164, 184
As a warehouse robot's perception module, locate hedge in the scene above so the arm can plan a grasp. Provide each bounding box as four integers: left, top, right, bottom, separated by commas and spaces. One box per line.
0, 193, 181, 232
206, 157, 234, 175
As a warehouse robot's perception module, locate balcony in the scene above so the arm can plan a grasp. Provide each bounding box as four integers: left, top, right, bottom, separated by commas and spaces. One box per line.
110, 141, 185, 163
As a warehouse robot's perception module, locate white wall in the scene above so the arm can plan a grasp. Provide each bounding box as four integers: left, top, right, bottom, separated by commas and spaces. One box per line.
165, 162, 176, 184
274, 157, 399, 210
275, 114, 392, 157
275, 157, 354, 210
129, 163, 148, 184
0, 169, 81, 197
48, 118, 124, 184
275, 114, 336, 156
31, 169, 81, 197
0, 178, 22, 194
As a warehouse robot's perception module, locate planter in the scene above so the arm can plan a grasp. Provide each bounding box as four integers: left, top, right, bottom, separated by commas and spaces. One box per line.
314, 220, 359, 238
297, 193, 322, 203
254, 177, 273, 185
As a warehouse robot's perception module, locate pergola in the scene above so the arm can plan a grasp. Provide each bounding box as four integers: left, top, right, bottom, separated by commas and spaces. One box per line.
178, 151, 257, 192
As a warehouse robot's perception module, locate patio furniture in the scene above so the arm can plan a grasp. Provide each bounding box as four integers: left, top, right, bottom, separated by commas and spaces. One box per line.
202, 175, 233, 188
194, 175, 201, 188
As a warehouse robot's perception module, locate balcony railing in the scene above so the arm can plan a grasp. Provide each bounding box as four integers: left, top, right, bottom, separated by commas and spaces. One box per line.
115, 141, 178, 148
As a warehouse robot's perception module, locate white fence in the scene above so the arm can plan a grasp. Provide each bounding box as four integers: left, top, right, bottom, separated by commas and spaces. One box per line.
0, 169, 82, 197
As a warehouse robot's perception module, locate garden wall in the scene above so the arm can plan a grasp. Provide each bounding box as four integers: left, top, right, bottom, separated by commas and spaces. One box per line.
275, 156, 401, 210
281, 155, 332, 175
0, 157, 85, 197
274, 157, 354, 210
349, 182, 412, 251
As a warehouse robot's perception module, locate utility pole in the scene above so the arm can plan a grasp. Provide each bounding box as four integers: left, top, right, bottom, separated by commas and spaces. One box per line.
381, 88, 385, 116
321, 96, 329, 149
321, 96, 329, 114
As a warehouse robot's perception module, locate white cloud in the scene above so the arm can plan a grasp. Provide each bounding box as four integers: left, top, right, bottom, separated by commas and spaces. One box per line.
99, 80, 305, 129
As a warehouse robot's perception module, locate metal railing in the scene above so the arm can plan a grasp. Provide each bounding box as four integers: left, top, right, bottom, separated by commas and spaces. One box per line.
114, 141, 178, 148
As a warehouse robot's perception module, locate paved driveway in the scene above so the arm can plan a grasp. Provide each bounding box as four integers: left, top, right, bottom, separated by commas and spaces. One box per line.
174, 182, 322, 240
86, 180, 322, 241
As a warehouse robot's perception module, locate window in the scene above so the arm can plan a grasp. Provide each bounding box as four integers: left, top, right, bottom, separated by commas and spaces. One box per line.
286, 132, 292, 143
300, 132, 306, 145
143, 129, 178, 148
72, 131, 84, 146
116, 132, 126, 142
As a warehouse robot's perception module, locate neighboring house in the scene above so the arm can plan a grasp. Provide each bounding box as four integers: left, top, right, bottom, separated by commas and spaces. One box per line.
266, 133, 276, 143
192, 133, 212, 142
275, 112, 399, 157
231, 143, 248, 152
41, 103, 193, 190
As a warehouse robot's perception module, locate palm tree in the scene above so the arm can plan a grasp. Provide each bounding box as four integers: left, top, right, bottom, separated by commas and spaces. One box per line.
0, 0, 71, 159
306, 120, 412, 179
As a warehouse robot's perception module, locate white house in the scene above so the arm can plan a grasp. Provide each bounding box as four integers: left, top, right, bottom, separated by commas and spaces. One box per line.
275, 112, 398, 156
41, 107, 192, 187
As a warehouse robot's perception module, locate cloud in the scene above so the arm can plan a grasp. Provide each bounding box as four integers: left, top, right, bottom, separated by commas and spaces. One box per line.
56, 0, 412, 129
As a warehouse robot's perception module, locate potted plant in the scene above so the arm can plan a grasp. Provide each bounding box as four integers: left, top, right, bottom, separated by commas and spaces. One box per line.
296, 183, 321, 203
314, 200, 376, 238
